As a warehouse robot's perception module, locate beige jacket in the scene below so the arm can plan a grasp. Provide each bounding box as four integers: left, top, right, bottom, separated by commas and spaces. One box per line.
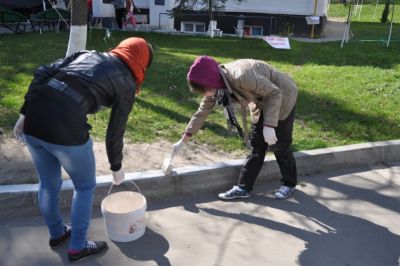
185, 59, 298, 135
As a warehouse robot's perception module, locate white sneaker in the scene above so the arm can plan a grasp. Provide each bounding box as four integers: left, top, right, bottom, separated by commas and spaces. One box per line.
274, 186, 295, 199
218, 186, 250, 200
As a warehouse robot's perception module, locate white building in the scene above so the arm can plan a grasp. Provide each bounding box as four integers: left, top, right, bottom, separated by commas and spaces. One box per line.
94, 0, 329, 36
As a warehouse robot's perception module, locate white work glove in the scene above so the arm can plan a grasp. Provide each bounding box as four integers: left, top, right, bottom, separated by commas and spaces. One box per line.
263, 126, 277, 145
171, 139, 185, 158
13, 114, 25, 143
112, 168, 125, 185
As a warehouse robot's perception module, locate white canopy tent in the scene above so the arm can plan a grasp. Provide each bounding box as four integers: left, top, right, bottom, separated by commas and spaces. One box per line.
341, 0, 397, 47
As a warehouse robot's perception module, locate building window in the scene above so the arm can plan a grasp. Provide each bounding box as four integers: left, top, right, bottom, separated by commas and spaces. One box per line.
195, 24, 205, 32
244, 26, 264, 36
155, 0, 165, 5
184, 23, 194, 32
136, 14, 148, 24
251, 26, 263, 36
181, 22, 206, 33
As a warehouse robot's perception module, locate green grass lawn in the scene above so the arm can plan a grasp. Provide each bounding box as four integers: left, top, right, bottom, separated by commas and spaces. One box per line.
0, 25, 399, 153
329, 3, 400, 41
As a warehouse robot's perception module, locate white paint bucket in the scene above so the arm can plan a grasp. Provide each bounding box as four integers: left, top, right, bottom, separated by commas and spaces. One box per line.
101, 188, 146, 242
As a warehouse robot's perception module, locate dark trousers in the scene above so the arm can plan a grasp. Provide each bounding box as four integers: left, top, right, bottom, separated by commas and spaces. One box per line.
238, 107, 297, 191
115, 8, 126, 29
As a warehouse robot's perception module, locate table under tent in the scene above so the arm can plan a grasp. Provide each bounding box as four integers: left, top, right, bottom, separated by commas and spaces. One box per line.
0, 0, 70, 33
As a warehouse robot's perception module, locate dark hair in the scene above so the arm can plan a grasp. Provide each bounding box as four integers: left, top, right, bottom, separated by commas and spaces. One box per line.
187, 80, 207, 94
147, 43, 153, 68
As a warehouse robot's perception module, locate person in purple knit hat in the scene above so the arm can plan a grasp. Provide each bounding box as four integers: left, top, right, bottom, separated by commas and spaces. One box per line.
171, 55, 299, 200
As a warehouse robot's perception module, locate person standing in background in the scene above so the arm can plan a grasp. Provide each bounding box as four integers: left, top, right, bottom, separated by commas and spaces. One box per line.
87, 0, 93, 26
112, 0, 128, 29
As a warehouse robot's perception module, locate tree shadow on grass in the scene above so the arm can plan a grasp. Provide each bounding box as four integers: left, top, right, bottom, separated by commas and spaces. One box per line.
133, 86, 400, 151
1, 31, 399, 143
131, 97, 231, 138
293, 89, 400, 149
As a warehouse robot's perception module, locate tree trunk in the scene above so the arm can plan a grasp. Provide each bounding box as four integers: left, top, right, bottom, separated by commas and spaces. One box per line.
381, 0, 390, 23
66, 0, 88, 57
208, 0, 213, 21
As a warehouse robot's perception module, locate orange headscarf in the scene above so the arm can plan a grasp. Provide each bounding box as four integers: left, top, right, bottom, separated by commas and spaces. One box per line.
110, 37, 150, 91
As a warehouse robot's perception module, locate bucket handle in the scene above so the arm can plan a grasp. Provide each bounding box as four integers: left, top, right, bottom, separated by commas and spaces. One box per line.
107, 179, 141, 196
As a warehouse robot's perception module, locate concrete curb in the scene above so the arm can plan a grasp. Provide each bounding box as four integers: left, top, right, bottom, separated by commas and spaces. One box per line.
1, 140, 399, 218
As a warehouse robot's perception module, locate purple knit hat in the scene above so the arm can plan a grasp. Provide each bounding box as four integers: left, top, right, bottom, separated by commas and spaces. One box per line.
187, 55, 225, 89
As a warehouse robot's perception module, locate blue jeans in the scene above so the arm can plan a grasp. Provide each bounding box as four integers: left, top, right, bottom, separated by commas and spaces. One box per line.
24, 134, 96, 250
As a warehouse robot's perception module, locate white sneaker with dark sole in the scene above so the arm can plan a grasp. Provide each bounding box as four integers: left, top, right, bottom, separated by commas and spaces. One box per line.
218, 186, 251, 200
274, 186, 295, 199
68, 240, 108, 262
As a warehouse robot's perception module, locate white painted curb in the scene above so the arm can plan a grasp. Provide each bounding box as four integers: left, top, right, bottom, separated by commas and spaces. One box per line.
1, 140, 399, 218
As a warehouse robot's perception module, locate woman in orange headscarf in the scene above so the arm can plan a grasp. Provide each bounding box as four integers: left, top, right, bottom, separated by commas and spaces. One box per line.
13, 37, 152, 262
110, 37, 152, 94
